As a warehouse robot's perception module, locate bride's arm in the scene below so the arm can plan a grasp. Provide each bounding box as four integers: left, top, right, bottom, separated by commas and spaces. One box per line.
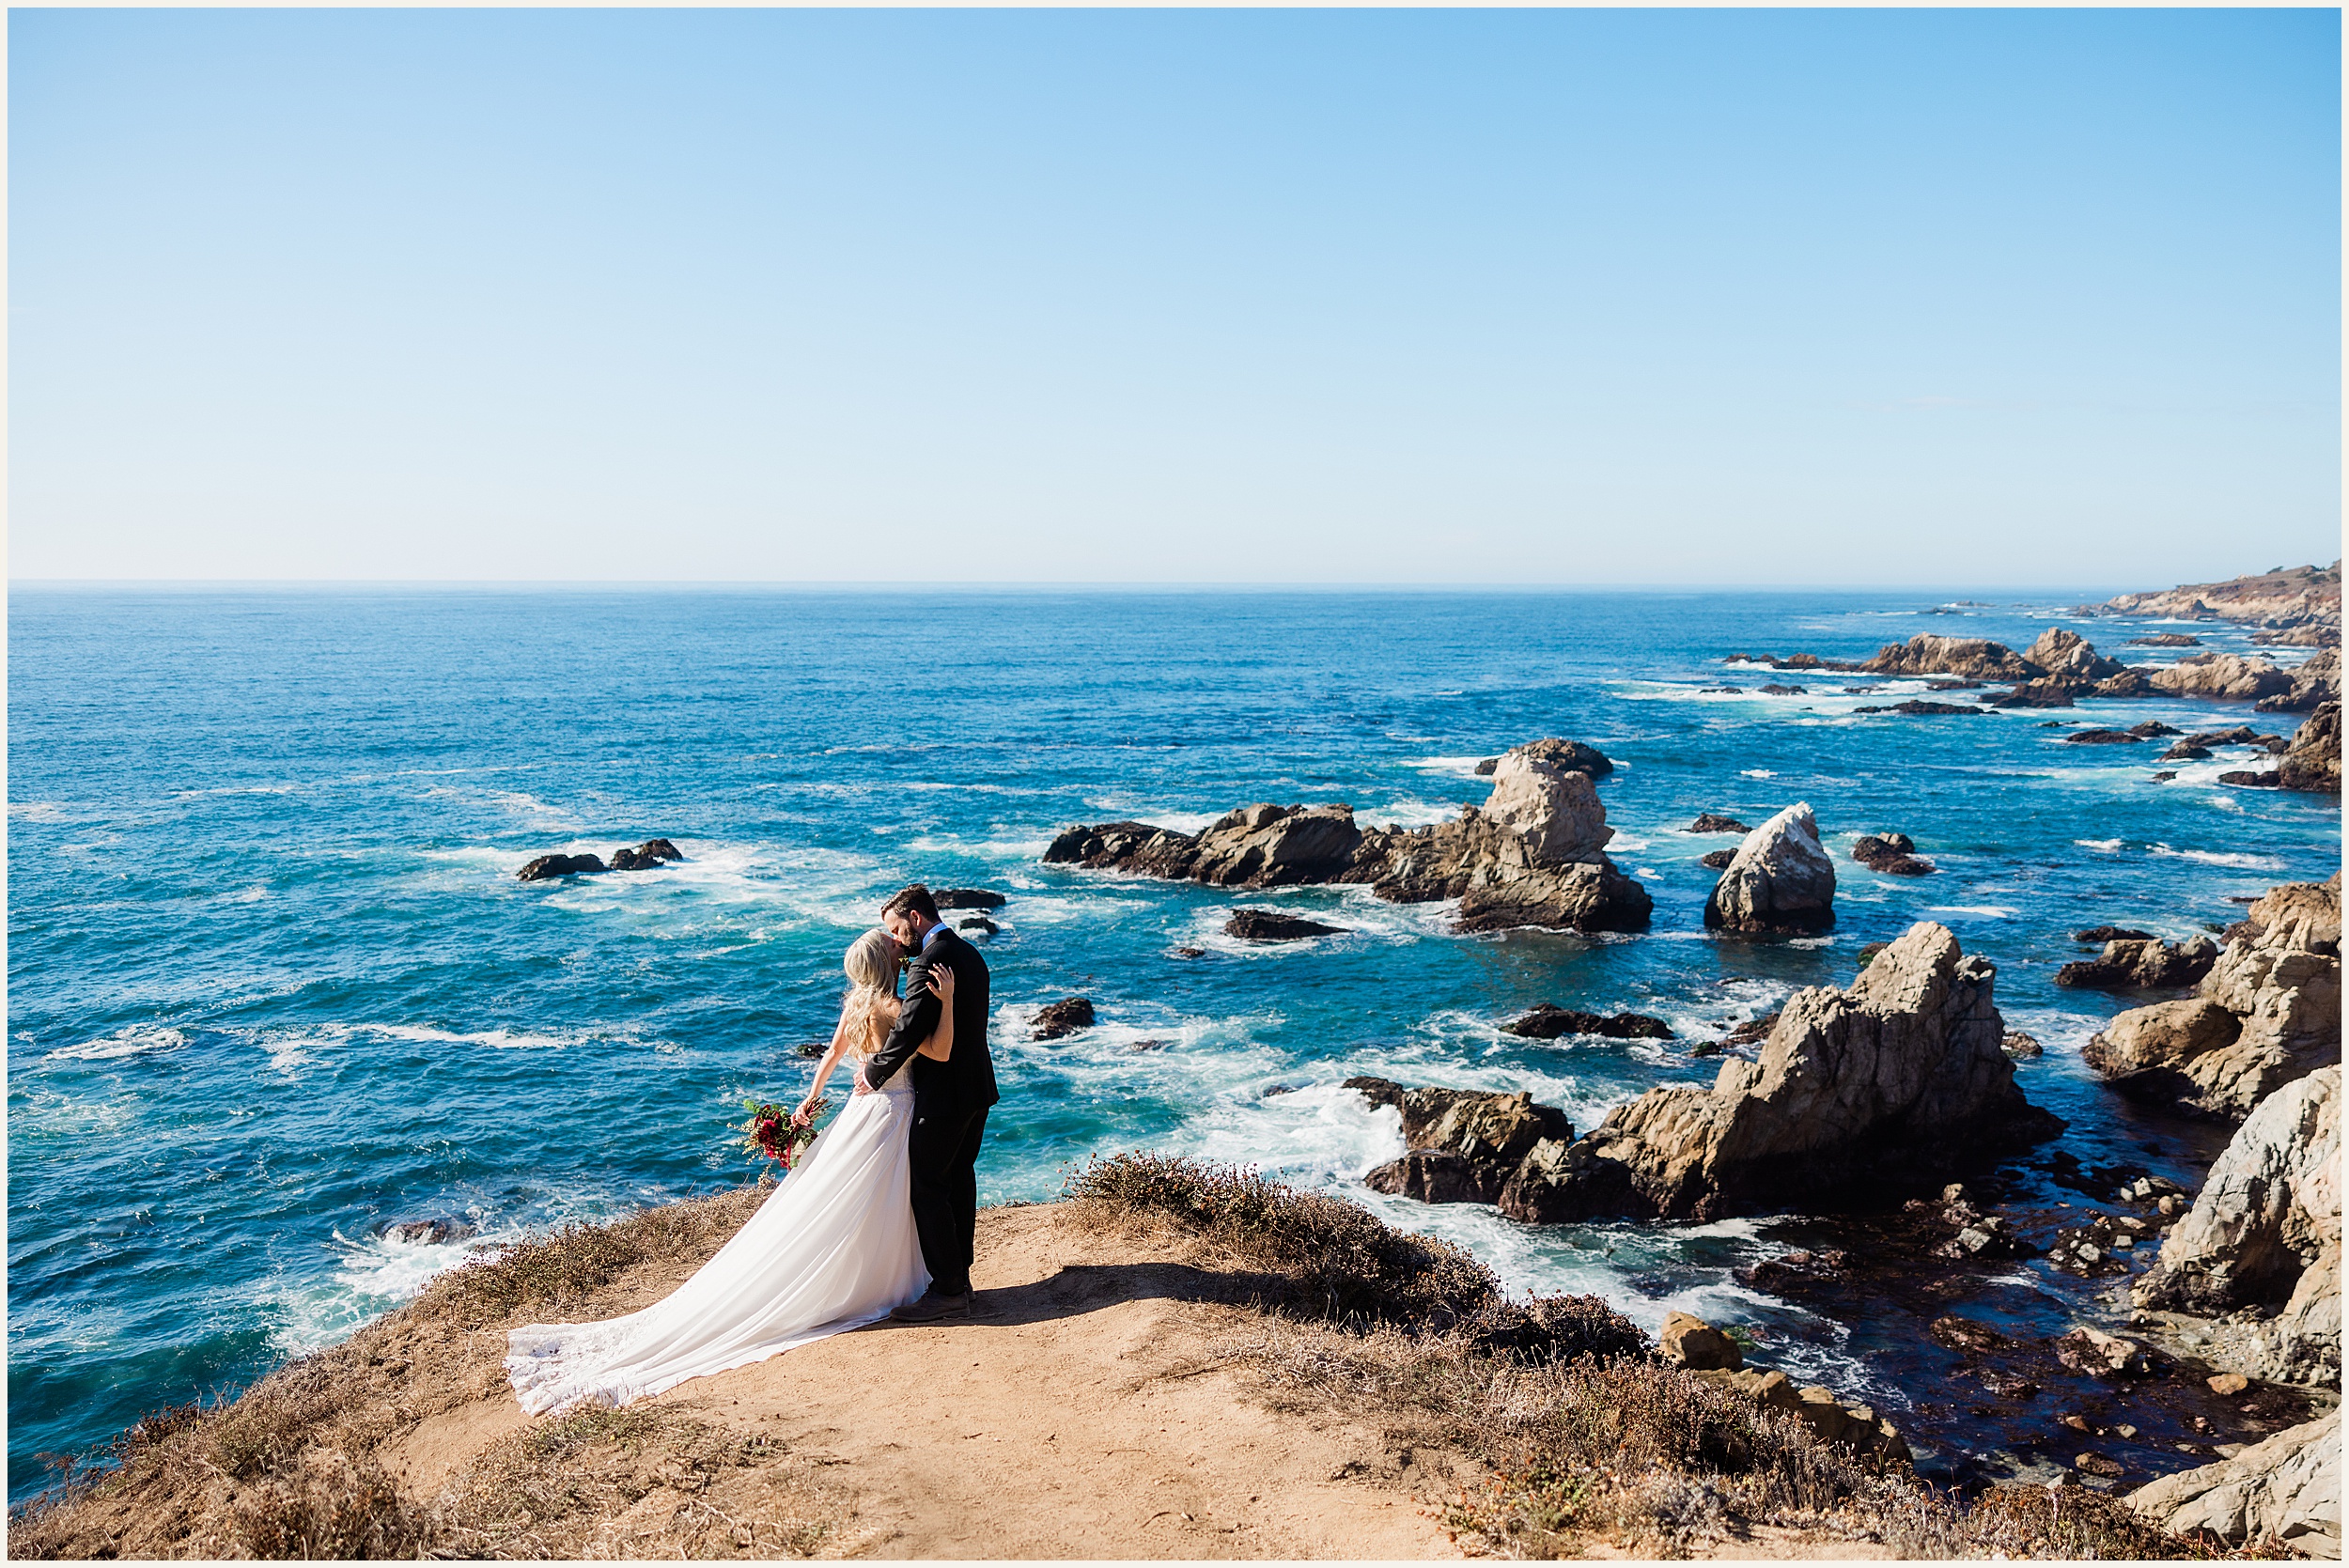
794, 1013, 853, 1125
915, 966, 957, 1061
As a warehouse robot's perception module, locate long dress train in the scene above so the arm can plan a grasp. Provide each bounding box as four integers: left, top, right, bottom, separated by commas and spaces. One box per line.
505, 1063, 927, 1415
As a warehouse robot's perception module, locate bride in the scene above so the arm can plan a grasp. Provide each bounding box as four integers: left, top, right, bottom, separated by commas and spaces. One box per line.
505, 928, 954, 1415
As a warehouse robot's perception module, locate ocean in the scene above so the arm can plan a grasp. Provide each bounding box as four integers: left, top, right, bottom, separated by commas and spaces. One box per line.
8, 585, 2338, 1502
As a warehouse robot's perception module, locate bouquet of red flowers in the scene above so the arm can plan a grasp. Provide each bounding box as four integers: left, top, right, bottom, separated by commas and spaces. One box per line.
739, 1096, 829, 1169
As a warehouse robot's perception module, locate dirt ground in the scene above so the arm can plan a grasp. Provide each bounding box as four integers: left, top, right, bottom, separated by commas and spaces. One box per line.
385, 1202, 1469, 1558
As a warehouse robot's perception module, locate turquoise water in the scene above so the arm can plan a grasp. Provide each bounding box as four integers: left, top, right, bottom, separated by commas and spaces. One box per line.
8, 586, 2338, 1500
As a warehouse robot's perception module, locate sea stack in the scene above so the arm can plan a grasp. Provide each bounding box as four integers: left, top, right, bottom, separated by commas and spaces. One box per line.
1703, 802, 1836, 934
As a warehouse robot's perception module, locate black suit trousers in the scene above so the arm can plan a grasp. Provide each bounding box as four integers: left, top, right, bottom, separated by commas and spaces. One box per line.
907, 1098, 987, 1296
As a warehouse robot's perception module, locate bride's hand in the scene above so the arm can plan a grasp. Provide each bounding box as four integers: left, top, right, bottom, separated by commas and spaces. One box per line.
926, 966, 957, 1004
791, 1098, 819, 1127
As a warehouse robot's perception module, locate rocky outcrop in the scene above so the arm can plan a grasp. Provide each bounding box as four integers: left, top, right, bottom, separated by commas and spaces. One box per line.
935, 888, 1006, 909
2085, 562, 2342, 628
2054, 935, 2218, 991
2149, 652, 2296, 703
1031, 998, 1097, 1040
1703, 803, 1835, 934
1225, 908, 1346, 941
2025, 628, 2128, 684
2278, 703, 2341, 793
1699, 848, 1737, 869
2254, 624, 2341, 648
1503, 1005, 1672, 1041
2256, 648, 2341, 714
1983, 680, 2080, 708
519, 840, 685, 880
2126, 1412, 2340, 1558
1851, 832, 1934, 876
1688, 813, 1750, 833
1859, 635, 2040, 681
2086, 876, 2341, 1121
2133, 1068, 2340, 1389
1045, 804, 1361, 889
1046, 743, 1651, 935
1472, 737, 1614, 778
1495, 923, 2057, 1223
2132, 633, 2204, 647
1350, 1077, 1574, 1204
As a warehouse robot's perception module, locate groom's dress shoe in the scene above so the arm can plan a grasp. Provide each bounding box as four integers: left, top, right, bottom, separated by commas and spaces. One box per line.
890, 1289, 974, 1323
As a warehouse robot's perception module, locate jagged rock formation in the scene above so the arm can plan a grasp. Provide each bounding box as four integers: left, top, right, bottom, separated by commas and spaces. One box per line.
1045, 742, 1652, 935
2085, 876, 2341, 1121
2278, 702, 2341, 793
2257, 648, 2341, 714
1688, 813, 1750, 833
2084, 562, 2343, 628
1703, 802, 1836, 933
2024, 628, 2128, 683
2126, 1412, 2340, 1558
518, 839, 682, 880
2133, 1068, 2340, 1389
2054, 935, 2218, 991
2150, 652, 2296, 703
1496, 923, 2058, 1223
1859, 634, 2040, 681
1349, 1078, 1574, 1204
935, 888, 1007, 909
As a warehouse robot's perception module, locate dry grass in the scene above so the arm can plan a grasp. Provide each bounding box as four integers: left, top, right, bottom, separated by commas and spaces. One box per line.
426, 1402, 863, 1560
1066, 1153, 2249, 1561
8, 1182, 781, 1560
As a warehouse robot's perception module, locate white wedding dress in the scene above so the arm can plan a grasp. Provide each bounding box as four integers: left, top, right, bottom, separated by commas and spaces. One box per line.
505, 1058, 928, 1415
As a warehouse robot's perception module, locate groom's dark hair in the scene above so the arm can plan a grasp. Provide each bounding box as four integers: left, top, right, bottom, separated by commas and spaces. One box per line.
882, 883, 941, 924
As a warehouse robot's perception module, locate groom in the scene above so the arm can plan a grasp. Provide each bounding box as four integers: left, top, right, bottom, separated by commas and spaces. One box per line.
859, 883, 998, 1321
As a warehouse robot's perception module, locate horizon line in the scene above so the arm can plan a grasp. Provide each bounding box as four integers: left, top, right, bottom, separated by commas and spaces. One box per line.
6, 577, 2215, 598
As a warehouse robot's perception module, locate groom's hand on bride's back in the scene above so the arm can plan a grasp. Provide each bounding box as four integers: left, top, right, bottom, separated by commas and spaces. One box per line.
851, 1061, 874, 1095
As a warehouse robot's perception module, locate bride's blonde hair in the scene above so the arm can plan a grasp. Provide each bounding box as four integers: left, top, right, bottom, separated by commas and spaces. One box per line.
839, 928, 900, 1055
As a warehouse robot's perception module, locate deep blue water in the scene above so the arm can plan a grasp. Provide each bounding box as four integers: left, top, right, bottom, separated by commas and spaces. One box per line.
8, 586, 2339, 1502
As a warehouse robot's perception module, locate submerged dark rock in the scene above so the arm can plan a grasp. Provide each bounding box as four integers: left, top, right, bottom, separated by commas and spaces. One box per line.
1852, 832, 1936, 876
935, 888, 1007, 909
1853, 700, 1989, 717
1225, 908, 1346, 941
518, 852, 608, 880
1688, 814, 1751, 834
1503, 1004, 1673, 1041
1031, 997, 1097, 1040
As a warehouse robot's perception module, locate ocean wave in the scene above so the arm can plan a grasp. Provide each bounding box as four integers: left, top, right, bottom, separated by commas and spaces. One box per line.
8, 800, 70, 822
2148, 845, 2285, 871
47, 1024, 190, 1063
1926, 906, 2017, 919
2074, 839, 2124, 852
1739, 768, 1777, 780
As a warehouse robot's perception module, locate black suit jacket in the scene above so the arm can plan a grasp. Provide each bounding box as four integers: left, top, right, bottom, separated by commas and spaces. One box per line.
865, 927, 998, 1112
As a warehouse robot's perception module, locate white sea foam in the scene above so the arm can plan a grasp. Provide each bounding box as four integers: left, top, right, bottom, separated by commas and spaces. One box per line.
1927, 906, 2017, 919
1739, 768, 1777, 780
2074, 839, 2124, 852
1357, 796, 1476, 831
8, 800, 70, 822
1404, 755, 1491, 778
47, 1025, 190, 1063
2149, 845, 2286, 871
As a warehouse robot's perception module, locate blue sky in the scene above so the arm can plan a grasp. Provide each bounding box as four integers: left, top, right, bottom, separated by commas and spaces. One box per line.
9, 8, 2341, 585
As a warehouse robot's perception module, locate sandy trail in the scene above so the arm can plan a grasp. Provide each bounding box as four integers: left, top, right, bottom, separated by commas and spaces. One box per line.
389, 1204, 1466, 1559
